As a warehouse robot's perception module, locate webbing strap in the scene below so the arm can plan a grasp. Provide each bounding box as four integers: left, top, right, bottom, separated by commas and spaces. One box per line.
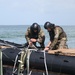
0, 50, 3, 75
18, 50, 27, 74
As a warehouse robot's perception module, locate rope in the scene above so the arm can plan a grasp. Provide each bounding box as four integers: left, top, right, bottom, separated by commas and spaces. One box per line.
43, 50, 55, 75
12, 51, 22, 75
26, 45, 32, 75
26, 49, 30, 75
43, 50, 48, 75
18, 50, 27, 75
0, 50, 3, 75
17, 45, 31, 75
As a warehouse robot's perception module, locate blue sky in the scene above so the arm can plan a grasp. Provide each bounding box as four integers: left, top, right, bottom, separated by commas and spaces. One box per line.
0, 0, 75, 25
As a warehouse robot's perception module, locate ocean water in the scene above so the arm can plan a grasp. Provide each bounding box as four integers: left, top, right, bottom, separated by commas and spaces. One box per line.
0, 25, 75, 48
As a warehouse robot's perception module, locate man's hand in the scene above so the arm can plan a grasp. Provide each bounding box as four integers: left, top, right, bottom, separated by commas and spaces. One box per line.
30, 38, 37, 42
44, 47, 49, 51
29, 41, 32, 46
44, 41, 51, 51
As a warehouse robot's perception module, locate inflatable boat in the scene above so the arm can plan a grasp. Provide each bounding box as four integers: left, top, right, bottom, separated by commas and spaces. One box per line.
0, 39, 75, 75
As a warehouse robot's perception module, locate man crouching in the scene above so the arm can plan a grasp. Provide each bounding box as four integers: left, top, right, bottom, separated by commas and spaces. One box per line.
25, 23, 45, 50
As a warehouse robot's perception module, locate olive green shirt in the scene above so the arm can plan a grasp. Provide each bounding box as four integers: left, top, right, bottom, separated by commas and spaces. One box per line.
49, 26, 67, 50
25, 27, 45, 43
